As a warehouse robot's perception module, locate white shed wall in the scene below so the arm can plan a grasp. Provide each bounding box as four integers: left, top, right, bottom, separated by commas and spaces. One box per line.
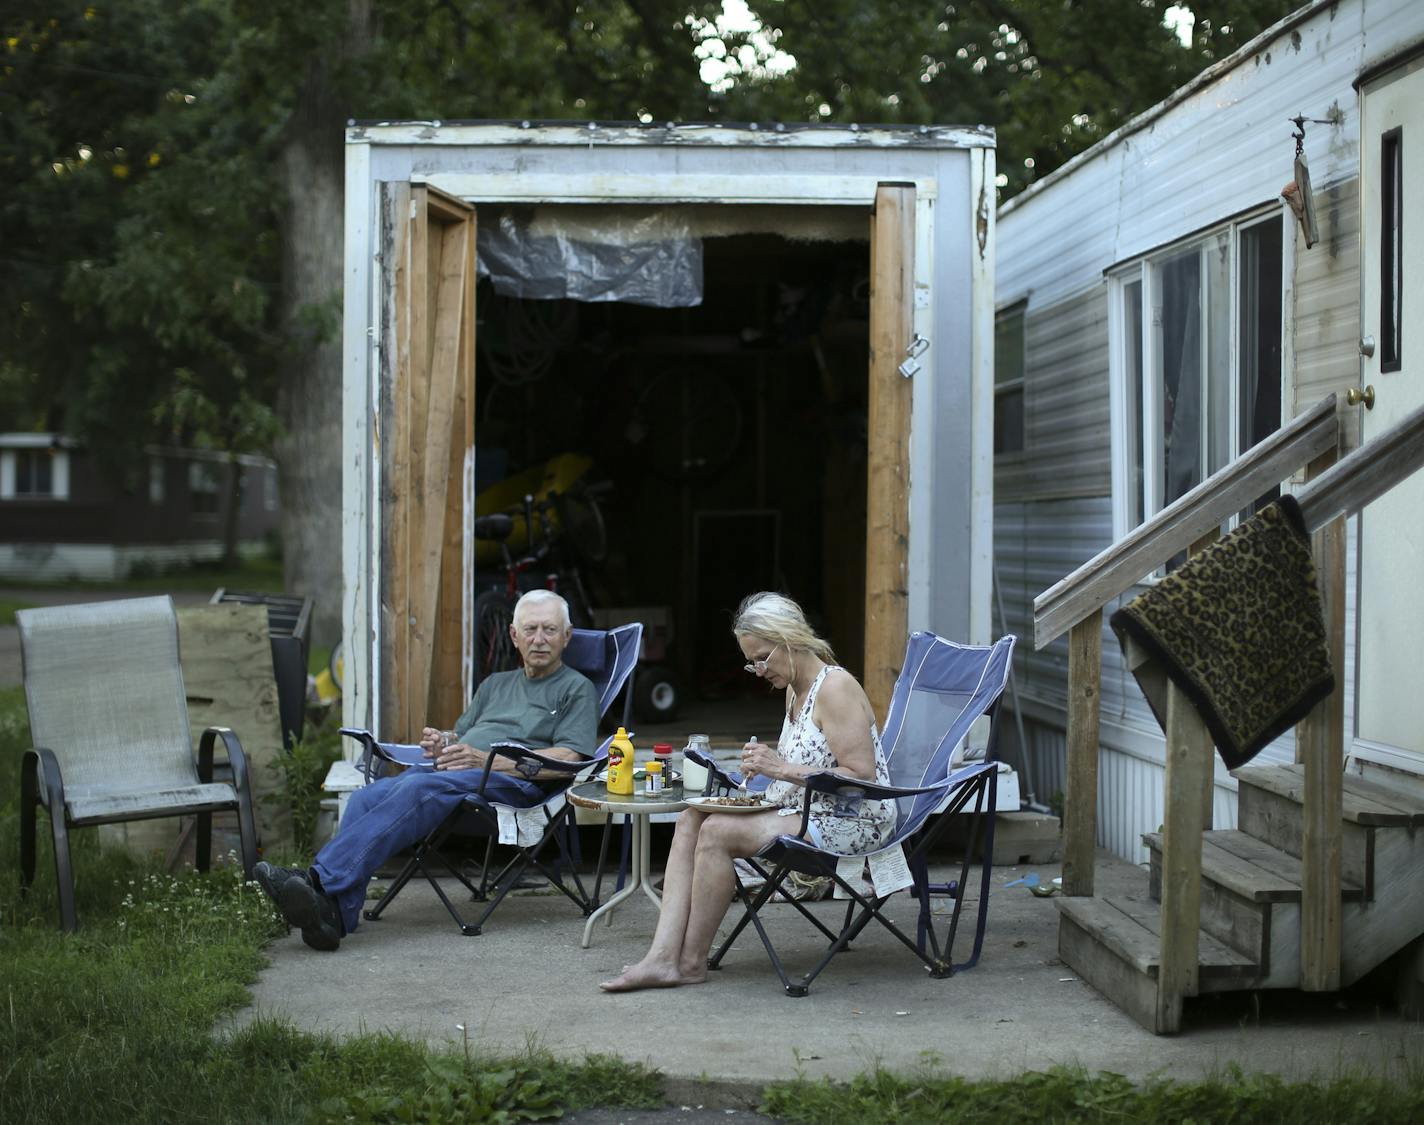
343, 124, 996, 735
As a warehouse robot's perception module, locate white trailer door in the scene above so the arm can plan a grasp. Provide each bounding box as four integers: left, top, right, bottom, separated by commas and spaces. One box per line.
1355, 58, 1424, 772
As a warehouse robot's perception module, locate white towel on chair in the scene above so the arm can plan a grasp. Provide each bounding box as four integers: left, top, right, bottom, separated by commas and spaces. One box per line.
835, 844, 915, 899
496, 793, 565, 847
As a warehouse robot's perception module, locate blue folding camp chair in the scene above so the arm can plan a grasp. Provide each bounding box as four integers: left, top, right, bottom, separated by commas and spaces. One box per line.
339, 622, 641, 935
691, 632, 1016, 995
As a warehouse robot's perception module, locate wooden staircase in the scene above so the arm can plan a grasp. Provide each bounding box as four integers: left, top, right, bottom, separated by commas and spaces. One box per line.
1057, 763, 1424, 1032
1030, 393, 1424, 1033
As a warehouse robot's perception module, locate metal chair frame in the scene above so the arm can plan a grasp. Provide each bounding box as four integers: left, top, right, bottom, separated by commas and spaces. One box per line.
338, 622, 641, 935
690, 632, 1016, 995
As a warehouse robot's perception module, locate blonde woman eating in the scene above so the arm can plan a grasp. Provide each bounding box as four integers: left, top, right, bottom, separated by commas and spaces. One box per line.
600, 591, 895, 992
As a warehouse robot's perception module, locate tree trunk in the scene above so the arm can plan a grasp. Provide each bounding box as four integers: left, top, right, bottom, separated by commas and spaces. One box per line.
273, 0, 373, 646
221, 456, 243, 567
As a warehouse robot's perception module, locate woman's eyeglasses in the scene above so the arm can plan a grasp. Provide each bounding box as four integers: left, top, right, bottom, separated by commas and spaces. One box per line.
743, 642, 782, 676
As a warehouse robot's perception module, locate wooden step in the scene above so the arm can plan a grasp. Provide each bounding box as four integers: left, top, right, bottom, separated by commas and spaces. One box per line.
1235, 770, 1375, 896
1143, 829, 1366, 986
1234, 763, 1421, 826
1057, 894, 1261, 1034
1340, 771, 1424, 827
1143, 830, 1365, 904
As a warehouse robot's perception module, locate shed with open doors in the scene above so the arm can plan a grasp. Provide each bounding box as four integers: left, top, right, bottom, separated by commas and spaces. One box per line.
340, 120, 997, 743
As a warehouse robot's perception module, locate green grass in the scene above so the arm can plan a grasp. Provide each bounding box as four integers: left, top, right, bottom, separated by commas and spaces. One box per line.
3, 685, 1421, 1123
6, 554, 287, 595
762, 1063, 1424, 1124
0, 598, 35, 626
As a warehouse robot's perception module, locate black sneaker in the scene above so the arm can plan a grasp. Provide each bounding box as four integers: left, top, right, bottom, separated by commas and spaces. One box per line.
254, 861, 312, 906
278, 878, 342, 952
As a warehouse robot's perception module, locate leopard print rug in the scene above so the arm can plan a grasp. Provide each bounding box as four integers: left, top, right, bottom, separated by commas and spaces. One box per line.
1109, 494, 1334, 769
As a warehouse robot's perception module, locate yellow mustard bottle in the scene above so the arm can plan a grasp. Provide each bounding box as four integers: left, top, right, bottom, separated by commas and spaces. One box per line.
607, 727, 635, 795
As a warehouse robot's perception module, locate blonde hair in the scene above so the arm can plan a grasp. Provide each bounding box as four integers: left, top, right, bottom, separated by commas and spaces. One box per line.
731, 592, 835, 664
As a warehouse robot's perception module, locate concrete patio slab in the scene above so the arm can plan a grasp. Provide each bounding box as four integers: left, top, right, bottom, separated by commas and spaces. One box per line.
224, 850, 1424, 1096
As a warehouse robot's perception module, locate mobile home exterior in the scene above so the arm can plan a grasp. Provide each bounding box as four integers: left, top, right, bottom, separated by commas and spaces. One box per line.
0, 434, 280, 581
995, 0, 1424, 862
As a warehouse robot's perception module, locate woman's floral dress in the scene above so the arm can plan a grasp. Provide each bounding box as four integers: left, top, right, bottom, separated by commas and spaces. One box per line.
762, 666, 897, 855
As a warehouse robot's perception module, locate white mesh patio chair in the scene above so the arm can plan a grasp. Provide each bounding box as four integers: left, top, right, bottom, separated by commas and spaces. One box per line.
18, 595, 258, 932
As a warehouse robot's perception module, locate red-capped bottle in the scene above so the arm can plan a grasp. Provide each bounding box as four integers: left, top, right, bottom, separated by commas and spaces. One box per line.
652, 742, 673, 787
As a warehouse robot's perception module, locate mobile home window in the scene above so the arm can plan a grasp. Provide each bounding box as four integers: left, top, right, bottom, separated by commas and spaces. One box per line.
1381, 127, 1402, 374
1111, 215, 1284, 539
994, 303, 1026, 456
2, 447, 68, 500
188, 461, 222, 516
16, 449, 55, 497
149, 457, 166, 505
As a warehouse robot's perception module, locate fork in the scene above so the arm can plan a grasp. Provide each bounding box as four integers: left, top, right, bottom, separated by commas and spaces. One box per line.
740, 736, 756, 796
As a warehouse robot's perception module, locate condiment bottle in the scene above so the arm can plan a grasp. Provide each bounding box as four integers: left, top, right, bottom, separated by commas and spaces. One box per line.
607, 727, 635, 795
652, 742, 674, 785
644, 758, 664, 795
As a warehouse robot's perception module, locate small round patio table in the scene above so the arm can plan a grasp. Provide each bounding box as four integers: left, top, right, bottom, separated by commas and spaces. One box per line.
567, 779, 686, 948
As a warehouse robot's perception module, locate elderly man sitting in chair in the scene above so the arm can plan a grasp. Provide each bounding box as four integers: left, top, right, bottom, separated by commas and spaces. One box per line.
254, 589, 598, 951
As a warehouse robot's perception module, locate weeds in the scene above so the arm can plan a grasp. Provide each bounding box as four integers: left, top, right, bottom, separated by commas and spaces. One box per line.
0, 598, 36, 627
266, 717, 344, 858
0, 684, 661, 1123
761, 1063, 1424, 1123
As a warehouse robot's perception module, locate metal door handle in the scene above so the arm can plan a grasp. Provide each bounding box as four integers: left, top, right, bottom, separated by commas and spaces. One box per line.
1346, 385, 1375, 409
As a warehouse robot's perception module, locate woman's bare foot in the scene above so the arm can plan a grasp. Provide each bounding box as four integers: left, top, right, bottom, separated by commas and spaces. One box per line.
600, 959, 706, 992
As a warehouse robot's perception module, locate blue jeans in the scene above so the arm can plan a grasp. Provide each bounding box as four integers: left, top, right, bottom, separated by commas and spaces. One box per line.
311, 767, 544, 935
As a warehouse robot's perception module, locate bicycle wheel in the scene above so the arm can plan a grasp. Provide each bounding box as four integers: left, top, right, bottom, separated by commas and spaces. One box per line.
474, 590, 519, 679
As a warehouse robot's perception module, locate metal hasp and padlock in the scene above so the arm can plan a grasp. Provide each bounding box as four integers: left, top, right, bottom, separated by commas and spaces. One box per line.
897, 333, 930, 378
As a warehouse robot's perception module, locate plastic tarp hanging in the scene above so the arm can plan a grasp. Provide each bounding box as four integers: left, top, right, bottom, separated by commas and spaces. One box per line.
477, 207, 703, 307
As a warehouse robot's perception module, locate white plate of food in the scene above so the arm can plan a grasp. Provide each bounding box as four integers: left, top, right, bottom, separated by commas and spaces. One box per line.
684, 795, 774, 815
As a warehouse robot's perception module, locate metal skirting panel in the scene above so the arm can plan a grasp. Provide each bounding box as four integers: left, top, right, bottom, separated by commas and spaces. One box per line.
1099, 745, 1239, 864
1014, 720, 1241, 866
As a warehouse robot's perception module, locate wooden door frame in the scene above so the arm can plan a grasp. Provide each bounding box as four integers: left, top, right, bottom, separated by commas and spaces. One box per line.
865, 183, 916, 719
349, 173, 937, 739
379, 182, 476, 741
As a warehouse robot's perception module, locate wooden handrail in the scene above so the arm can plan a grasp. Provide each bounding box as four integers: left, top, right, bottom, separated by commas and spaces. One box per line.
1296, 399, 1424, 530
1033, 395, 1338, 650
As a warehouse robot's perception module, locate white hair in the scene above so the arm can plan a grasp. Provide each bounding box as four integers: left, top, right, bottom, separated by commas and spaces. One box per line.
513, 589, 571, 630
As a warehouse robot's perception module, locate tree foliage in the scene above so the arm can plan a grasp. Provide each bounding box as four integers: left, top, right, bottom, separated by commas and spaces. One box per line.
1, 0, 1300, 480
1, 1, 281, 478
